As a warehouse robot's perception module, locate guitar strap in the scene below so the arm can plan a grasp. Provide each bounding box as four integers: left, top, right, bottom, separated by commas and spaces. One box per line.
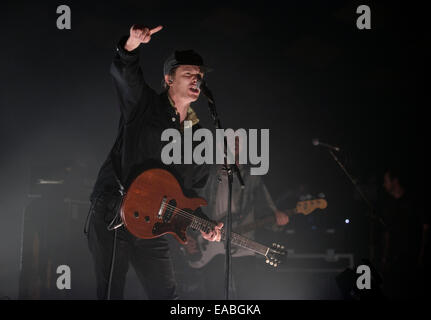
106, 120, 126, 230
105, 120, 127, 300
83, 122, 125, 235
109, 122, 125, 196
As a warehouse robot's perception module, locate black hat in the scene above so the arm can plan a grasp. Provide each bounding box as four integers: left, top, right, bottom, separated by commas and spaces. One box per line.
163, 49, 212, 75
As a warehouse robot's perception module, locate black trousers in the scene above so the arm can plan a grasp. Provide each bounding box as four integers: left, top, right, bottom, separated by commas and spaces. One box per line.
86, 192, 178, 300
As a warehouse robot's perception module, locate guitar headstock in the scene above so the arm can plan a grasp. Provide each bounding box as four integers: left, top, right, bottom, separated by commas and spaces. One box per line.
265, 243, 287, 267
296, 198, 328, 215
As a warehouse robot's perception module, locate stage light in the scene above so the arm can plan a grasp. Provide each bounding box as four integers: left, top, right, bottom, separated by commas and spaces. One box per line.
345, 219, 350, 224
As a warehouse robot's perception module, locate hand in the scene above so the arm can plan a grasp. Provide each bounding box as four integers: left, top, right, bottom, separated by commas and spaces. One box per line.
201, 222, 223, 242
275, 210, 290, 226
125, 24, 163, 51
184, 236, 199, 255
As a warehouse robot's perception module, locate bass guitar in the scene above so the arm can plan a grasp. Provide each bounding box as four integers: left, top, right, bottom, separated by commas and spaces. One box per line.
184, 198, 327, 269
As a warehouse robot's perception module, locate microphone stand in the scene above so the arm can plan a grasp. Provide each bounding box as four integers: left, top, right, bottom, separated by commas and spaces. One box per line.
199, 80, 244, 300
327, 149, 386, 260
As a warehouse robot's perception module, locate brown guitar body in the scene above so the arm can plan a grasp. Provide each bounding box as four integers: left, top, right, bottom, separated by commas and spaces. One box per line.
120, 168, 207, 244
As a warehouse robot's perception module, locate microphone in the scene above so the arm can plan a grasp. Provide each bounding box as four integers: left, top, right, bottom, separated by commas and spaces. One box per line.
312, 138, 340, 152
196, 74, 214, 103
196, 74, 204, 89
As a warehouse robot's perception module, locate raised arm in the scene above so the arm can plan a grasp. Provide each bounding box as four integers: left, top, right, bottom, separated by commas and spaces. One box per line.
110, 24, 163, 123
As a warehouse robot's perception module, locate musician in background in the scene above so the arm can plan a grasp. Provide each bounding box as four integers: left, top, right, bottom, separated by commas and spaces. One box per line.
377, 166, 428, 299
184, 137, 289, 299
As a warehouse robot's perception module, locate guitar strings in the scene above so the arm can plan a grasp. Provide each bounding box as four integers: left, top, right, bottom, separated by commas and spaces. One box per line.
150, 202, 270, 253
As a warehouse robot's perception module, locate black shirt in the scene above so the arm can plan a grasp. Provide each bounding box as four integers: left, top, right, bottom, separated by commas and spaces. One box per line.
90, 36, 209, 203
380, 192, 424, 264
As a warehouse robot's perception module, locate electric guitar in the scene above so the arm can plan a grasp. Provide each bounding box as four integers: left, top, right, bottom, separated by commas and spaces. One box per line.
184, 198, 328, 269
120, 168, 286, 268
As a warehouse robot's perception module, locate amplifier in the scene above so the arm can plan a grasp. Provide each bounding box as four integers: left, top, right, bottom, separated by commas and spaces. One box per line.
18, 196, 95, 299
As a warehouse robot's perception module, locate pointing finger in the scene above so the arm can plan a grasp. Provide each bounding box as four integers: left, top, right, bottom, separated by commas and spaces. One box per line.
149, 25, 163, 35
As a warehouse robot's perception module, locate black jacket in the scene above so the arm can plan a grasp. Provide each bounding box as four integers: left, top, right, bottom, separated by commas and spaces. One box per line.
90, 36, 209, 203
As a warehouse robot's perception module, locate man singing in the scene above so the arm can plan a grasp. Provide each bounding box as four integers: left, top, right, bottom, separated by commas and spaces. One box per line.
85, 24, 222, 300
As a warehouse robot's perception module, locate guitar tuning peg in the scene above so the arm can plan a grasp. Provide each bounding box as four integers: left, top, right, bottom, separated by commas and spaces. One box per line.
270, 261, 274, 266
273, 263, 278, 267
281, 245, 285, 249
266, 259, 270, 264
272, 243, 276, 247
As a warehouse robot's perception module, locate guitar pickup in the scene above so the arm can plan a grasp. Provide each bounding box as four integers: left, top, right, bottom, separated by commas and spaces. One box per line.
158, 196, 167, 220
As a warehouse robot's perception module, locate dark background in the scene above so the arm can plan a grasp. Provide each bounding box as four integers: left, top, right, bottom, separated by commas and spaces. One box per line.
0, 0, 425, 299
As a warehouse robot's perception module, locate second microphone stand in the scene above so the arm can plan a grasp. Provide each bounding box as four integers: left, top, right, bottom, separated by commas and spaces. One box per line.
327, 149, 386, 260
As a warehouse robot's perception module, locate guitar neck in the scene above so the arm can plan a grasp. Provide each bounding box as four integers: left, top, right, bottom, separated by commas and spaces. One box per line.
221, 229, 269, 257
189, 215, 270, 257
